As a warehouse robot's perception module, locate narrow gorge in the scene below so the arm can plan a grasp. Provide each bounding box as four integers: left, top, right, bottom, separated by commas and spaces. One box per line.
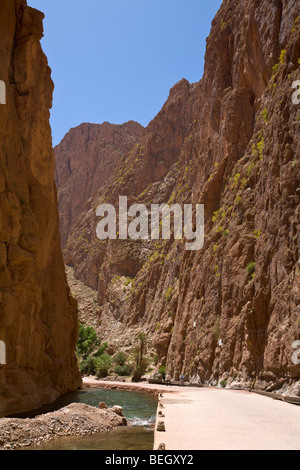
56, 0, 300, 392
0, 0, 300, 422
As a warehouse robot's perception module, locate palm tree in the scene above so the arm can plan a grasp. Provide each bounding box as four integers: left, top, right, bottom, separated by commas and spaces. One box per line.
132, 332, 150, 382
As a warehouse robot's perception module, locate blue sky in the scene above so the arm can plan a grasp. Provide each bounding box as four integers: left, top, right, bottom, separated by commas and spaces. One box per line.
27, 0, 222, 146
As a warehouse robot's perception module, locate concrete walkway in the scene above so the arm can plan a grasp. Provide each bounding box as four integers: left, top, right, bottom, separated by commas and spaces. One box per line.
83, 379, 300, 450
154, 388, 300, 450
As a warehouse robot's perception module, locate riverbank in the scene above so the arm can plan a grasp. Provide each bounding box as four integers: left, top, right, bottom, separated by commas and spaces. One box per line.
3, 377, 299, 450
83, 376, 186, 395
0, 403, 126, 450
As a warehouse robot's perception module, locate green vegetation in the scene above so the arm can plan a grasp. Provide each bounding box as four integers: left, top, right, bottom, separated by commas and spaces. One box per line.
165, 286, 173, 303
77, 323, 107, 360
257, 135, 265, 159
96, 354, 113, 378
246, 163, 255, 178
113, 350, 127, 366
220, 379, 227, 388
114, 364, 131, 376
132, 332, 150, 382
231, 173, 240, 190
261, 108, 268, 123
214, 264, 221, 278
112, 350, 132, 376
125, 277, 134, 286
234, 195, 242, 205
272, 49, 286, 75
76, 324, 148, 379
76, 324, 109, 376
246, 262, 256, 277
212, 209, 220, 224
252, 134, 265, 160
79, 356, 100, 376
253, 230, 261, 240
279, 49, 286, 65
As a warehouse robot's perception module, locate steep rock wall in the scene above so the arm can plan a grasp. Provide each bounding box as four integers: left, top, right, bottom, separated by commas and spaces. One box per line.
55, 121, 144, 249
59, 0, 300, 391
0, 0, 81, 417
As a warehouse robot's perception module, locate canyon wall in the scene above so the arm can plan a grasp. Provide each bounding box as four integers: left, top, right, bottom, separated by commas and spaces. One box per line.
55, 121, 144, 249
0, 0, 81, 417
57, 0, 300, 391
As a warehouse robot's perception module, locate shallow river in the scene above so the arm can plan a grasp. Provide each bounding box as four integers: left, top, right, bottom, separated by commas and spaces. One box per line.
20, 388, 157, 450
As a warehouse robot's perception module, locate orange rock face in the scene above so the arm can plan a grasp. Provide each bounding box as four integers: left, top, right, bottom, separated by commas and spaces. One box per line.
58, 0, 300, 391
55, 121, 144, 249
0, 0, 81, 417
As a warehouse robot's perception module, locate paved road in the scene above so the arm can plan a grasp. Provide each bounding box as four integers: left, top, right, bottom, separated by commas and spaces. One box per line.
154, 388, 300, 450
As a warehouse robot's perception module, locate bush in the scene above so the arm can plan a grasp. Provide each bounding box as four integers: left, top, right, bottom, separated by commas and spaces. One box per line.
246, 262, 256, 276
165, 286, 173, 303
220, 380, 227, 388
94, 341, 108, 357
113, 351, 127, 366
114, 364, 131, 376
79, 355, 99, 376
158, 365, 166, 377
96, 354, 113, 378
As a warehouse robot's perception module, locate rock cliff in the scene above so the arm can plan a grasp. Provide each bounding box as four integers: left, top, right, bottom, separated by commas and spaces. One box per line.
55, 121, 144, 248
58, 0, 300, 391
0, 0, 81, 417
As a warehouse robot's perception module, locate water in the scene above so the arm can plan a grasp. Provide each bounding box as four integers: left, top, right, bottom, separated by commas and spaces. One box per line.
19, 388, 157, 450
24, 426, 154, 451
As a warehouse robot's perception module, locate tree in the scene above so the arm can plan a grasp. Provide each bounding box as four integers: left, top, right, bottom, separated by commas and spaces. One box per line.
76, 323, 107, 359
132, 332, 150, 382
96, 354, 113, 378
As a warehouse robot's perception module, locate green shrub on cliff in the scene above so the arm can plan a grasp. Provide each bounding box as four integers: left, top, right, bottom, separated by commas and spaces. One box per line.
165, 286, 173, 302
246, 262, 256, 276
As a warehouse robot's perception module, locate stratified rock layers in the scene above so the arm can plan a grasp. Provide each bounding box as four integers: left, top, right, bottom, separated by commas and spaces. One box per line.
0, 0, 81, 417
58, 0, 300, 390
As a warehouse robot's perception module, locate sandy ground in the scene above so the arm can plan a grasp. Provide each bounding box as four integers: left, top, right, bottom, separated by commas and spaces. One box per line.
83, 378, 300, 450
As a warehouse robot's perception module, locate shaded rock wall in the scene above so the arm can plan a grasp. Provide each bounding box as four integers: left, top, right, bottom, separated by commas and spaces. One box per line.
0, 0, 81, 417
